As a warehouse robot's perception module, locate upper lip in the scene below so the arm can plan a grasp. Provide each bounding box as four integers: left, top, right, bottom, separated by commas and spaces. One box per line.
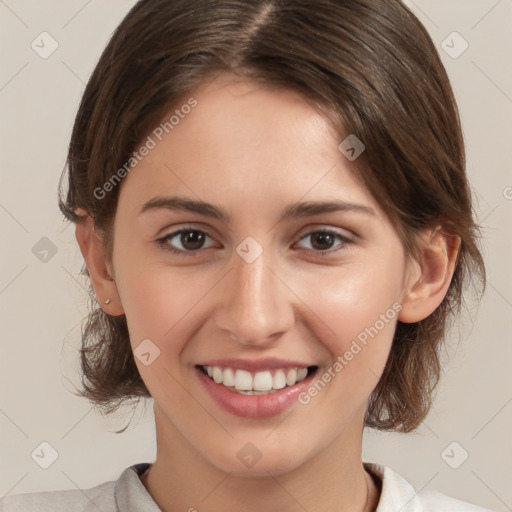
196, 357, 314, 373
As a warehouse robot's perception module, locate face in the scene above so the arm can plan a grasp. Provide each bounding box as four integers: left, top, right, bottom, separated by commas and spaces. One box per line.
109, 72, 412, 476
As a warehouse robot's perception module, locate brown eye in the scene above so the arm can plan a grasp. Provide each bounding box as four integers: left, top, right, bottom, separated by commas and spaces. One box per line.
296, 230, 352, 255
178, 231, 206, 250
157, 229, 215, 254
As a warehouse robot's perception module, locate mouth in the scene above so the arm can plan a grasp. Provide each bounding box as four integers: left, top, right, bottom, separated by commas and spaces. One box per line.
197, 364, 318, 395
195, 362, 319, 418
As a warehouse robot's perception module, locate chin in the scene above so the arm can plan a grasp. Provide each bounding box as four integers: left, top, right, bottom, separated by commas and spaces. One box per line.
203, 440, 311, 478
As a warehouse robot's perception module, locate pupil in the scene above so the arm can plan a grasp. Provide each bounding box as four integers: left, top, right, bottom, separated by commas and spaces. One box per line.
182, 231, 204, 250
312, 232, 333, 251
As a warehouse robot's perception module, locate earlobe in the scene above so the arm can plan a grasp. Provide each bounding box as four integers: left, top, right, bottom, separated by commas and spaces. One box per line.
398, 227, 460, 324
74, 209, 124, 316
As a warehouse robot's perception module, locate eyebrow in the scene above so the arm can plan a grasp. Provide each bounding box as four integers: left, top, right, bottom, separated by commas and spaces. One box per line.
139, 195, 376, 221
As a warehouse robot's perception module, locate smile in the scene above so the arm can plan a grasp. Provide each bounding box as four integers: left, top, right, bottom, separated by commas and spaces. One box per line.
200, 365, 315, 395
195, 362, 319, 418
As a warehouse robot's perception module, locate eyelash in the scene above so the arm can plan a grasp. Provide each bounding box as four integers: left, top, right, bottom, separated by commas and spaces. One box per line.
155, 227, 353, 257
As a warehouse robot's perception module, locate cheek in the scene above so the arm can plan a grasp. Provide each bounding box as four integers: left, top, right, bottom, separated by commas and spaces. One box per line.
292, 267, 402, 422
294, 254, 403, 369
116, 262, 214, 407
114, 255, 218, 355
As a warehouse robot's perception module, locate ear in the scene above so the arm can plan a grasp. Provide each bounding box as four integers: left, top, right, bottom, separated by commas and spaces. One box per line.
74, 209, 125, 316
398, 226, 460, 323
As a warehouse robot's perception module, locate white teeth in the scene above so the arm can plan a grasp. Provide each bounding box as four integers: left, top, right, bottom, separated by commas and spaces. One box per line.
286, 368, 297, 386
253, 371, 273, 391
272, 370, 287, 390
234, 370, 253, 391
237, 389, 276, 396
201, 365, 312, 392
223, 368, 235, 387
297, 367, 308, 381
212, 366, 223, 383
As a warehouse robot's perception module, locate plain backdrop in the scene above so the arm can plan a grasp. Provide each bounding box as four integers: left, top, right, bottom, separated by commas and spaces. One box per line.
0, 0, 511, 510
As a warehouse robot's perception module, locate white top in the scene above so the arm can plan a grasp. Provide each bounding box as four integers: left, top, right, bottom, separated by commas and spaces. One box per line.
0, 461, 496, 511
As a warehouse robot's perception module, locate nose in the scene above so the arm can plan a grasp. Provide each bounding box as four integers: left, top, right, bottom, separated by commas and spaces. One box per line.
213, 244, 295, 347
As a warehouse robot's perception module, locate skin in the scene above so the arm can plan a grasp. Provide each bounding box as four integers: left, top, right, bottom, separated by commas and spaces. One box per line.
76, 72, 460, 512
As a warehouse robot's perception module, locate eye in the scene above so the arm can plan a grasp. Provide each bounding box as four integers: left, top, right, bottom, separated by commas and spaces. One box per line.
156, 228, 216, 254
156, 227, 353, 256
294, 229, 352, 255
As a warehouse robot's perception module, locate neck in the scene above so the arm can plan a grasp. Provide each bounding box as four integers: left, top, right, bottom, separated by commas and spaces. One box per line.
140, 407, 381, 512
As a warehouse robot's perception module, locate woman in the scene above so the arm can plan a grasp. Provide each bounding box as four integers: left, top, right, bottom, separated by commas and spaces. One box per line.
0, 0, 492, 510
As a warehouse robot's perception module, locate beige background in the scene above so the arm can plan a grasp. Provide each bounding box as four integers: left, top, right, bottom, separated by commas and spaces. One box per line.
0, 0, 511, 510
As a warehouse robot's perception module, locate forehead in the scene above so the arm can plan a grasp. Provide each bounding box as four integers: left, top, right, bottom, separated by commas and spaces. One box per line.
117, 72, 379, 217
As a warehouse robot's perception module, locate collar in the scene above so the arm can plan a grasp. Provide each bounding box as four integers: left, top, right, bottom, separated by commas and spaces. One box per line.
115, 461, 423, 512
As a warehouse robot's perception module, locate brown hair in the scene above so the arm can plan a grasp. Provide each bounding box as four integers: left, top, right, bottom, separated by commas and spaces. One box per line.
59, 0, 486, 432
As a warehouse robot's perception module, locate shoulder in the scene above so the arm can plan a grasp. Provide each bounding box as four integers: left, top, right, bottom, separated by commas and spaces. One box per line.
364, 461, 496, 512
0, 462, 153, 512
417, 489, 495, 512
0, 480, 116, 512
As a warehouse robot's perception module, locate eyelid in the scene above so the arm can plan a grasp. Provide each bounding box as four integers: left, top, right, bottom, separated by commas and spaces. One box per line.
156, 222, 214, 238
296, 224, 354, 240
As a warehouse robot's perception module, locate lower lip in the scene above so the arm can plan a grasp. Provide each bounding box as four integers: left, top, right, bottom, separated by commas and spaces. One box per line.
196, 367, 317, 419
